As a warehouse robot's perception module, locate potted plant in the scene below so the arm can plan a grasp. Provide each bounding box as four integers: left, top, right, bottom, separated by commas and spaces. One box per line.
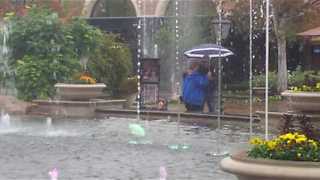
55, 72, 106, 101
282, 73, 320, 113
221, 115, 320, 180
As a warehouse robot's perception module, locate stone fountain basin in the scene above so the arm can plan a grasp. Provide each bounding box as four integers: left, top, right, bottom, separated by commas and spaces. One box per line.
55, 83, 106, 101
30, 99, 126, 118
281, 91, 320, 113
221, 151, 320, 180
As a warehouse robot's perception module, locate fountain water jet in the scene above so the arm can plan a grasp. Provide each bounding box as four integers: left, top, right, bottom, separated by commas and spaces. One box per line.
0, 111, 10, 128
46, 117, 53, 130
0, 21, 15, 95
127, 0, 153, 145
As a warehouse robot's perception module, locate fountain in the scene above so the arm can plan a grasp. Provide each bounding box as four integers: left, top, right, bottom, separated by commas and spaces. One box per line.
30, 90, 127, 118
0, 21, 16, 96
0, 113, 255, 179
0, 1, 274, 179
46, 117, 52, 130
0, 110, 10, 128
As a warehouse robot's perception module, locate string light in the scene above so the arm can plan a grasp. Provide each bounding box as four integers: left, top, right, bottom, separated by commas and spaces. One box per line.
137, 0, 143, 120
175, 0, 180, 98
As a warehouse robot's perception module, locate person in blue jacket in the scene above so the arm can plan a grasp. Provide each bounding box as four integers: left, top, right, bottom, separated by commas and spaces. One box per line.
182, 62, 209, 112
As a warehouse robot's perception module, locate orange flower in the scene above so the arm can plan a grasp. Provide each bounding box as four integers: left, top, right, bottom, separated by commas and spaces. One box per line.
79, 75, 96, 84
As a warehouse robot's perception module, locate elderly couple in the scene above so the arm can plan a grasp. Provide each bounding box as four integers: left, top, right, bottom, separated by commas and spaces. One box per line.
181, 61, 215, 113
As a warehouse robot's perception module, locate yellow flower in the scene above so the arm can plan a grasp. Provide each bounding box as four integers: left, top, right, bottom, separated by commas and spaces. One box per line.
293, 87, 299, 92
80, 75, 96, 84
295, 134, 307, 144
295, 133, 306, 138
250, 137, 263, 145
296, 137, 307, 143
279, 133, 295, 140
267, 140, 277, 150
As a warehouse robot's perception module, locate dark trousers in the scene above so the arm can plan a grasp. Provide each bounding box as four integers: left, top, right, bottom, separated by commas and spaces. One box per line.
204, 95, 215, 113
185, 103, 202, 112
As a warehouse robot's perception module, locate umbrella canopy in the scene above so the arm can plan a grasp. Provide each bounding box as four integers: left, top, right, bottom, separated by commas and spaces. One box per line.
184, 44, 234, 59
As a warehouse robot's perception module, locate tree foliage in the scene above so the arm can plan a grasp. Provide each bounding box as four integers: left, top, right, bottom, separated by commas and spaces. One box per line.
8, 7, 103, 100
271, 0, 320, 92
224, 0, 320, 91
88, 34, 132, 96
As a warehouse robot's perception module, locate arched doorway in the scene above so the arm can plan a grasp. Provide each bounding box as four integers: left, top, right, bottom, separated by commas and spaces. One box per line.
90, 0, 136, 17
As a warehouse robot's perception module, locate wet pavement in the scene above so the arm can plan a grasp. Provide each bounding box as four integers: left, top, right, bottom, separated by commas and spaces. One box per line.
0, 116, 259, 180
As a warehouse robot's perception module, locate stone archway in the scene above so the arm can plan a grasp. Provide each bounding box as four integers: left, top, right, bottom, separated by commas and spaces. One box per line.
155, 0, 170, 16
156, 0, 217, 17
83, 0, 180, 17
82, 0, 139, 17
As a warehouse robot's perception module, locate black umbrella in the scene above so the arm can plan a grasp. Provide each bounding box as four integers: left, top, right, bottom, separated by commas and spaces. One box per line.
184, 43, 234, 59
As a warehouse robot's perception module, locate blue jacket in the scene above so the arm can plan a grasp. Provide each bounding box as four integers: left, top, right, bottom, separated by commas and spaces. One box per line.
182, 71, 209, 106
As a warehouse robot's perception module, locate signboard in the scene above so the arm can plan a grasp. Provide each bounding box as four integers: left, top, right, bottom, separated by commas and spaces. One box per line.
313, 45, 320, 54
141, 58, 160, 83
141, 58, 160, 104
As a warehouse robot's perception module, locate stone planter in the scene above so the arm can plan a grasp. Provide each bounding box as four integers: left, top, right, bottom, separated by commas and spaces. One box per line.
253, 87, 271, 98
220, 151, 320, 180
281, 90, 320, 113
55, 83, 106, 101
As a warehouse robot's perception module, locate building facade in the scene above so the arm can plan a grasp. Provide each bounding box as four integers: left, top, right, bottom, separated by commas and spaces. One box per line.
82, 0, 223, 17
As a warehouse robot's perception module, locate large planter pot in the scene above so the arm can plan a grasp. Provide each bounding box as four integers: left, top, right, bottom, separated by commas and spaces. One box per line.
55, 83, 106, 101
281, 90, 320, 113
221, 151, 320, 180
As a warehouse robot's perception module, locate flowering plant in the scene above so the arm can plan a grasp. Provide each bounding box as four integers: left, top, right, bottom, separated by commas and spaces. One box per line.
79, 73, 96, 84
289, 82, 320, 92
248, 133, 320, 162
71, 72, 96, 84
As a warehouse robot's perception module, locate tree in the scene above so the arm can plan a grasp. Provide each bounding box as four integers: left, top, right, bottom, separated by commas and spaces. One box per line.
88, 34, 133, 96
224, 0, 279, 86
8, 7, 103, 100
271, 0, 320, 92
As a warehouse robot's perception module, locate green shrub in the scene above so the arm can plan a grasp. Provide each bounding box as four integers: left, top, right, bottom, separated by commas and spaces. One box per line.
15, 55, 79, 101
288, 66, 320, 91
88, 34, 132, 96
226, 80, 249, 91
118, 76, 138, 95
252, 71, 277, 91
288, 66, 315, 87
66, 18, 103, 60
8, 7, 102, 100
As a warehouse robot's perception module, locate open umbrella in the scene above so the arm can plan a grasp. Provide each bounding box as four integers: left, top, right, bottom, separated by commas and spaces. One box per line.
183, 43, 234, 156
184, 43, 234, 59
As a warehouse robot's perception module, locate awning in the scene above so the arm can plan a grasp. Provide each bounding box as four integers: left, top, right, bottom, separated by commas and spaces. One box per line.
297, 26, 320, 37
311, 36, 320, 43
